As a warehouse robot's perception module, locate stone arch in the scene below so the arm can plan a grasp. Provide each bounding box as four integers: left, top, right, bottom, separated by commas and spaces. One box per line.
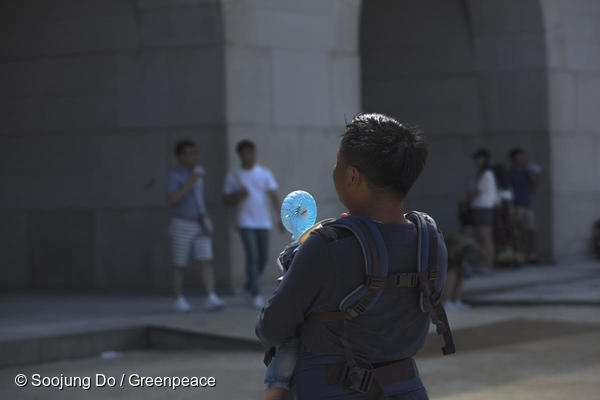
360, 0, 553, 261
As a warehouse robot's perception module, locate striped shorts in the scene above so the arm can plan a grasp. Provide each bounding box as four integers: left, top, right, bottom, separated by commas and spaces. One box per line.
169, 217, 213, 266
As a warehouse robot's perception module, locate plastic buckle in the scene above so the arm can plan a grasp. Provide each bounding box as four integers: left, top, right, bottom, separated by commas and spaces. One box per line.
435, 321, 447, 335
395, 273, 418, 287
409, 273, 419, 287
350, 367, 374, 393
365, 276, 386, 289
345, 308, 360, 319
340, 365, 374, 394
354, 302, 367, 314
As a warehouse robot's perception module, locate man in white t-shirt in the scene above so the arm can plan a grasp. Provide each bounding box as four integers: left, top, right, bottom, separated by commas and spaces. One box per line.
223, 140, 283, 309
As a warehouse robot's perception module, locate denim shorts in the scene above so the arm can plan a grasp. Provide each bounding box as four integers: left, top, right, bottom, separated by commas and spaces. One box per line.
264, 338, 300, 390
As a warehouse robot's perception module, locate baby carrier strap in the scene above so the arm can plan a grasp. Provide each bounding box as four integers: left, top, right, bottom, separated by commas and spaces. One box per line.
305, 215, 389, 323
303, 216, 410, 400
303, 213, 455, 400
305, 216, 392, 399
405, 211, 456, 356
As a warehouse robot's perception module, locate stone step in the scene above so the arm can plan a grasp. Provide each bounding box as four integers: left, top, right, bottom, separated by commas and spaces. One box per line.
0, 325, 262, 369
4, 317, 598, 369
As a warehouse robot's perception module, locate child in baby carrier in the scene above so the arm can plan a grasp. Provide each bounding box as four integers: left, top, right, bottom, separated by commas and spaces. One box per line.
262, 250, 298, 399
263, 219, 332, 400
263, 337, 299, 400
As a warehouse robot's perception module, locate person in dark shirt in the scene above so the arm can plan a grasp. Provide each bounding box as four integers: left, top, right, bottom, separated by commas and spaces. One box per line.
256, 113, 446, 399
506, 148, 541, 264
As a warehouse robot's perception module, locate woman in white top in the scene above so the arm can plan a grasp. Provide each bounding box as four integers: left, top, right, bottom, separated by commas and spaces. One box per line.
466, 149, 498, 270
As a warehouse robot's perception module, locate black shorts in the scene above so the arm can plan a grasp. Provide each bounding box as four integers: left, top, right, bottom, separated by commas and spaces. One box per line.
470, 208, 494, 227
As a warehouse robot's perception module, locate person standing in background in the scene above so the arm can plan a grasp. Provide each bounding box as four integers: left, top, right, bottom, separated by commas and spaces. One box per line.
167, 140, 224, 312
491, 163, 522, 267
466, 149, 498, 271
444, 232, 486, 310
507, 148, 541, 264
223, 140, 284, 309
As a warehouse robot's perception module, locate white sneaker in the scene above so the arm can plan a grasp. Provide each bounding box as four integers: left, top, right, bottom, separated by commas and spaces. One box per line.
204, 293, 225, 311
173, 296, 192, 312
251, 295, 265, 310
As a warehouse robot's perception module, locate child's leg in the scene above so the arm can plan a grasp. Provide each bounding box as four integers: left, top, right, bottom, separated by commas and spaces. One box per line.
265, 387, 287, 400
264, 338, 299, 400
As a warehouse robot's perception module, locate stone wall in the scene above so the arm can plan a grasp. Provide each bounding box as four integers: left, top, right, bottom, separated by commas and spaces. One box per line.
1, 0, 598, 293
221, 0, 361, 289
0, 0, 227, 292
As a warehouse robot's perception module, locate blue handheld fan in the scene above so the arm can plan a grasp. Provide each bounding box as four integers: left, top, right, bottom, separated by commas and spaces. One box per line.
281, 191, 317, 240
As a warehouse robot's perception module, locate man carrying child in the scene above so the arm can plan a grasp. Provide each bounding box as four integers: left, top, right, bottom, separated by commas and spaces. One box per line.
256, 114, 450, 399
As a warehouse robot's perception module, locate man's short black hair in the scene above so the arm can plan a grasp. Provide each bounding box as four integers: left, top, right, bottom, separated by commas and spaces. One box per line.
236, 139, 256, 155
340, 113, 428, 198
472, 148, 490, 160
509, 147, 524, 160
175, 139, 196, 157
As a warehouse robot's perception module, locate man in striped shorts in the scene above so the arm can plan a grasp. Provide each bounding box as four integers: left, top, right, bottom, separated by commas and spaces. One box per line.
167, 140, 224, 312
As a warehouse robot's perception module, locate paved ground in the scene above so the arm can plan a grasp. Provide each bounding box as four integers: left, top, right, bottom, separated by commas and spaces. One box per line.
1, 260, 599, 399
2, 261, 598, 344
462, 261, 600, 306
0, 292, 261, 343
2, 311, 599, 400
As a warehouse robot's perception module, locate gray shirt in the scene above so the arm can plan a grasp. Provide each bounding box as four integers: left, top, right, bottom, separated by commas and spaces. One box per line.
256, 219, 447, 364
166, 166, 206, 219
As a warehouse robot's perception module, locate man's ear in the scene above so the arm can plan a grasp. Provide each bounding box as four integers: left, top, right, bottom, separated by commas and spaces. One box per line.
349, 166, 360, 186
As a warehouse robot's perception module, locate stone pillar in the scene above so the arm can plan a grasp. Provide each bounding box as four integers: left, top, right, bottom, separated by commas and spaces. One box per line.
542, 0, 600, 261
221, 0, 361, 289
